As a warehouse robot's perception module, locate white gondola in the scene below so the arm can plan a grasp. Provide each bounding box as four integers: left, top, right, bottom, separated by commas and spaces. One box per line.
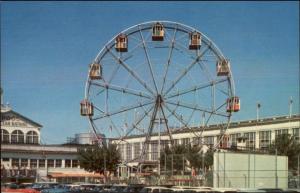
189, 32, 201, 50
152, 22, 164, 41
89, 63, 102, 80
80, 99, 93, 116
115, 34, 128, 52
217, 59, 230, 76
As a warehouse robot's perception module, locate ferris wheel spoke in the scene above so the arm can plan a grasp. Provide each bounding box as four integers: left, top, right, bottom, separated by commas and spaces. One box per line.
197, 60, 214, 81
105, 46, 156, 96
92, 100, 153, 121
88, 119, 104, 146
175, 41, 214, 81
165, 100, 229, 118
140, 102, 160, 161
174, 40, 210, 62
215, 83, 230, 96
165, 29, 187, 43
138, 26, 159, 94
163, 104, 201, 138
165, 77, 228, 99
120, 105, 154, 141
186, 108, 196, 126
159, 105, 174, 147
162, 42, 212, 97
93, 104, 105, 114
160, 25, 178, 94
90, 82, 153, 100
107, 117, 124, 140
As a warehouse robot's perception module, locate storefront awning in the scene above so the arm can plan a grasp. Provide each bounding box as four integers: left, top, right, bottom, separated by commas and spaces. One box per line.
48, 172, 103, 178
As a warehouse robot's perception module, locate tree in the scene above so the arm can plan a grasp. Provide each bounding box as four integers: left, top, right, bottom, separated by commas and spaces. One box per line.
160, 144, 214, 175
269, 134, 300, 170
160, 144, 186, 175
186, 145, 213, 172
78, 143, 121, 174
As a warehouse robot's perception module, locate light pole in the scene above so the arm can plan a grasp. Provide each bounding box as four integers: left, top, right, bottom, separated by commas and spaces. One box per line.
256, 102, 261, 122
289, 96, 293, 118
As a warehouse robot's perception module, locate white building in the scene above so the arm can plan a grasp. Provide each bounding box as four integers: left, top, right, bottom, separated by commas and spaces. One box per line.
0, 102, 103, 184
1, 89, 299, 185
114, 115, 300, 162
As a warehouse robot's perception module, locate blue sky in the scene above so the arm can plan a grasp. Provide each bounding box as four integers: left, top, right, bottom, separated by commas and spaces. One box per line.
1, 2, 299, 144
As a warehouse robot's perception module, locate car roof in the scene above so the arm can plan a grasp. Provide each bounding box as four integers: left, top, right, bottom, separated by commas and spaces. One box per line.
172, 186, 212, 190
144, 186, 170, 189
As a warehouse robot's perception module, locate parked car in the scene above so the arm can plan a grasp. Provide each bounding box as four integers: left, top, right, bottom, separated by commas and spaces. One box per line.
139, 186, 173, 193
123, 184, 144, 193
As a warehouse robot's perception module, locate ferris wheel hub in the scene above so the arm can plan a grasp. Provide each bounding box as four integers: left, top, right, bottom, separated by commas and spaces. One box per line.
156, 94, 164, 105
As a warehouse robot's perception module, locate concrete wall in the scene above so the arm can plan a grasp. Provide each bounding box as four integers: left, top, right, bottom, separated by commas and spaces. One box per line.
213, 151, 288, 189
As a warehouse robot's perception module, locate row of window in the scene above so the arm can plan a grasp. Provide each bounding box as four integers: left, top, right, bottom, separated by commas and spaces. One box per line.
2, 158, 79, 168
1, 129, 39, 144
119, 128, 299, 161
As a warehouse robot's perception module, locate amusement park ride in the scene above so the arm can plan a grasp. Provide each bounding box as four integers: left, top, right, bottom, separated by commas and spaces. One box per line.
80, 21, 240, 165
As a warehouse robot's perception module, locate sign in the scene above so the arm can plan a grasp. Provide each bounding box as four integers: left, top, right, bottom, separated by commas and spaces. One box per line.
1, 114, 28, 127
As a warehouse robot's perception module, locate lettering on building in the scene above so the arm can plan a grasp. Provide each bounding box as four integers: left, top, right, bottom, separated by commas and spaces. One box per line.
1, 115, 28, 127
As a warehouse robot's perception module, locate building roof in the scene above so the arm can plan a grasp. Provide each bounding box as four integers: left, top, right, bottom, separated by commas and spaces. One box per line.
1, 109, 43, 128
119, 114, 300, 139
1, 144, 78, 155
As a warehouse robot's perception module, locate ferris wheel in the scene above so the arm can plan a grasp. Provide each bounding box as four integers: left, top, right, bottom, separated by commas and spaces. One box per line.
80, 21, 240, 162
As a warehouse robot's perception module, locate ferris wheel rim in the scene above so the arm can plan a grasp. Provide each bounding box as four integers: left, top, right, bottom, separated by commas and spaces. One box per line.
86, 21, 235, 98
84, 20, 236, 155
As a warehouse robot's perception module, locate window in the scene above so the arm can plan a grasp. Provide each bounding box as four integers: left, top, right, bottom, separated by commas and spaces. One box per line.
161, 140, 169, 149
26, 131, 39, 144
1, 129, 9, 143
72, 160, 79, 168
12, 158, 19, 167
21, 159, 28, 167
2, 158, 9, 162
174, 139, 179, 145
151, 141, 158, 161
293, 128, 300, 142
275, 129, 289, 139
204, 136, 214, 146
244, 132, 256, 149
47, 159, 54, 168
11, 130, 24, 144
39, 159, 45, 168
217, 135, 229, 148
259, 131, 271, 149
192, 137, 203, 145
30, 159, 37, 168
118, 144, 125, 160
55, 159, 62, 168
230, 133, 241, 147
133, 142, 140, 159
65, 159, 71, 168
182, 138, 190, 146
126, 144, 132, 161
142, 143, 151, 161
